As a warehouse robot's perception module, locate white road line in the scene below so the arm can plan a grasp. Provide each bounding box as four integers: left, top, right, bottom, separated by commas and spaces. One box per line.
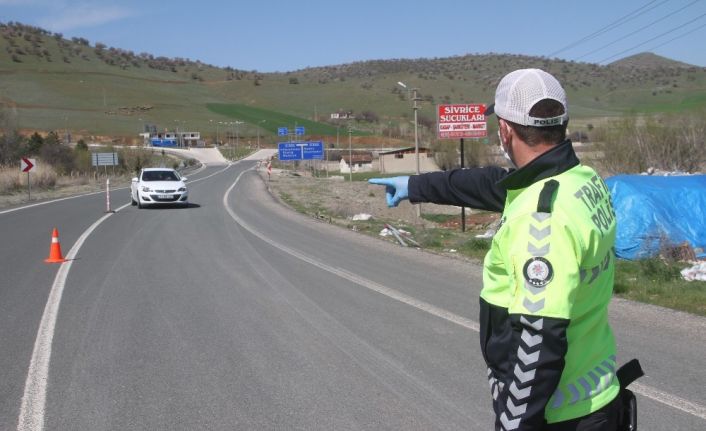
223, 169, 706, 423
0, 191, 108, 215
223, 170, 479, 325
16, 163, 231, 431
17, 202, 130, 431
632, 382, 706, 420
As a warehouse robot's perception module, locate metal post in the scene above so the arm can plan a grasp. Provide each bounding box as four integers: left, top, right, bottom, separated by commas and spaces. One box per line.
413, 88, 420, 176
236, 121, 240, 150
412, 88, 421, 217
398, 81, 422, 217
348, 126, 353, 182
105, 178, 112, 213
258, 120, 266, 150
460, 138, 466, 232
27, 172, 30, 201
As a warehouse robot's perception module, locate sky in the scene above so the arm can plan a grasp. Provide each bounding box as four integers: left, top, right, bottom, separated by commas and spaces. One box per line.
1, 0, 705, 72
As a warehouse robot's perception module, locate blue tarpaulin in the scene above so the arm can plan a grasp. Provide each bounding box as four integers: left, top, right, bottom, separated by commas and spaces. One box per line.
605, 175, 706, 260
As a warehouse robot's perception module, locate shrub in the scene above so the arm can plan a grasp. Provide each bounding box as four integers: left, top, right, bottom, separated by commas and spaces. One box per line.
39, 132, 73, 174
639, 258, 682, 282
0, 166, 23, 194
594, 113, 706, 174
31, 164, 57, 189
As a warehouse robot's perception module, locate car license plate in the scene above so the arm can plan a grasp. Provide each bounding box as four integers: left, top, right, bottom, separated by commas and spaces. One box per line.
158, 194, 171, 199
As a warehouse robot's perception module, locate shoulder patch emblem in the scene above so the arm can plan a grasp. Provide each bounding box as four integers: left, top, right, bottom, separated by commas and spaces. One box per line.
523, 257, 554, 287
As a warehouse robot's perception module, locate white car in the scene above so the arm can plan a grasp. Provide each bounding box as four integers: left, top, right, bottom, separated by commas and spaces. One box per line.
131, 168, 188, 208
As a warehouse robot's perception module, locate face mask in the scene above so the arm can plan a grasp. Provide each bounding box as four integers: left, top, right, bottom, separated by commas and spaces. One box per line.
498, 130, 515, 167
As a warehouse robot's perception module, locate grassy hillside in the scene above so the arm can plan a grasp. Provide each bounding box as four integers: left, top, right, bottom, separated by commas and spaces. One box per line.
1, 22, 705, 143
206, 103, 368, 137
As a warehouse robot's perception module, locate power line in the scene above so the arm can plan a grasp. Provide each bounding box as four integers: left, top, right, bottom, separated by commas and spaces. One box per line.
547, 0, 669, 57
646, 21, 706, 51
597, 12, 706, 64
574, 0, 700, 61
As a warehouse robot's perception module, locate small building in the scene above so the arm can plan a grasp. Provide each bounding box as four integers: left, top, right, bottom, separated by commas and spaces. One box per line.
149, 131, 201, 147
378, 147, 438, 173
340, 153, 374, 173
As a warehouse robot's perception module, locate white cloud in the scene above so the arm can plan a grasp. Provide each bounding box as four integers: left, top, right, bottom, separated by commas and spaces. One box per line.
37, 3, 133, 32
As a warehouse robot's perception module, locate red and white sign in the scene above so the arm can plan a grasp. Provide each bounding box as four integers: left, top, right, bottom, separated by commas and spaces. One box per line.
20, 157, 36, 173
437, 104, 487, 139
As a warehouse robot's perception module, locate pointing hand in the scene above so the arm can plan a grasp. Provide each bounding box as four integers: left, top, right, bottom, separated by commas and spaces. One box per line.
368, 176, 410, 207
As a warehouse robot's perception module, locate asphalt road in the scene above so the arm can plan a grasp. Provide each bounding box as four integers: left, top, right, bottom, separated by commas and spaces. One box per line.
1, 157, 704, 430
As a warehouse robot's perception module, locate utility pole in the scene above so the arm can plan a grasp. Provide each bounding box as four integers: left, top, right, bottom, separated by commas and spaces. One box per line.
257, 120, 266, 150
348, 125, 353, 183
398, 81, 422, 217
413, 89, 421, 176
235, 121, 243, 150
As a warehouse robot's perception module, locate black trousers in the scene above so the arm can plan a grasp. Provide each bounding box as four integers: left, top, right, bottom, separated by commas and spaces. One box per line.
543, 395, 621, 431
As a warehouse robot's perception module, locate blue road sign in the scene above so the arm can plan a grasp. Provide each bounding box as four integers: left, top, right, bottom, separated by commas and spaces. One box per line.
278, 142, 301, 161
302, 141, 324, 160
295, 126, 305, 136
278, 127, 289, 136
278, 141, 324, 161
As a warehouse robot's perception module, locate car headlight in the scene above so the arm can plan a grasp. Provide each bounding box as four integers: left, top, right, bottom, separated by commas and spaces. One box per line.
141, 186, 152, 192
178, 187, 187, 192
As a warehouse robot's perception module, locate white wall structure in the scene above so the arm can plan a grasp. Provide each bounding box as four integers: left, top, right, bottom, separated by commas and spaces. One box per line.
379, 147, 438, 173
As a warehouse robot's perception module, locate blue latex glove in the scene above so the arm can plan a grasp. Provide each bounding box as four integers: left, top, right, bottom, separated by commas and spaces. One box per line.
368, 176, 410, 207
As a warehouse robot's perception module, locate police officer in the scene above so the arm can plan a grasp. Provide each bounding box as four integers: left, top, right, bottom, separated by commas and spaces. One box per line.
369, 69, 623, 430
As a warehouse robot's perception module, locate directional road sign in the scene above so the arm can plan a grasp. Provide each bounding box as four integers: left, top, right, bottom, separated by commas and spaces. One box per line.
278, 127, 289, 136
302, 141, 323, 160
278, 142, 301, 161
91, 152, 119, 167
20, 157, 36, 173
295, 126, 305, 136
278, 141, 324, 161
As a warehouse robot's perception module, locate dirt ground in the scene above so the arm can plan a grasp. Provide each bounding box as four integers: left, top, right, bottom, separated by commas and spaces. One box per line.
261, 167, 500, 245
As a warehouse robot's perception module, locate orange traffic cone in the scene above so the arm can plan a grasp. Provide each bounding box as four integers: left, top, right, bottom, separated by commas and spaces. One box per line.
44, 228, 68, 263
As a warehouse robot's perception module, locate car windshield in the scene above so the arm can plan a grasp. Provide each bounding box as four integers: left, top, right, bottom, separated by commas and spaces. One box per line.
142, 170, 179, 182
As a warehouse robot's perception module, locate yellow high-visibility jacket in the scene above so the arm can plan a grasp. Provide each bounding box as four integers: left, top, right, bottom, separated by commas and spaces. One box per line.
410, 140, 620, 429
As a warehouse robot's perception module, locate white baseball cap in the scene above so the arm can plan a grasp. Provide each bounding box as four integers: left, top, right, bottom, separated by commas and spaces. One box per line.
485, 68, 569, 127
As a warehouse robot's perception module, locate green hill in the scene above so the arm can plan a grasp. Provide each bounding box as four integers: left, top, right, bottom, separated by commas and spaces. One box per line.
1, 22, 705, 143
610, 52, 696, 69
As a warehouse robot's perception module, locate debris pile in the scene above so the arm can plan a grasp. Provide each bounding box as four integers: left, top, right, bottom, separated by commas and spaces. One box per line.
379, 223, 420, 248
663, 242, 696, 262
351, 213, 372, 221
642, 167, 703, 176
681, 262, 706, 282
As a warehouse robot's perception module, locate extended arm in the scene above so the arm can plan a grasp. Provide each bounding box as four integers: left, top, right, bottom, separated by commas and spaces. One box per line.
408, 166, 508, 212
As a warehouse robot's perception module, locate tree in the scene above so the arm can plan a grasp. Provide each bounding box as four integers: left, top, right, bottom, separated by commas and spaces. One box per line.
358, 110, 379, 123
39, 131, 74, 174
0, 108, 24, 165
27, 132, 44, 154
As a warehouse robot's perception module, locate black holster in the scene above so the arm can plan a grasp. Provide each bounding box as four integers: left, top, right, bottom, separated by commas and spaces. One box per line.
616, 359, 644, 431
